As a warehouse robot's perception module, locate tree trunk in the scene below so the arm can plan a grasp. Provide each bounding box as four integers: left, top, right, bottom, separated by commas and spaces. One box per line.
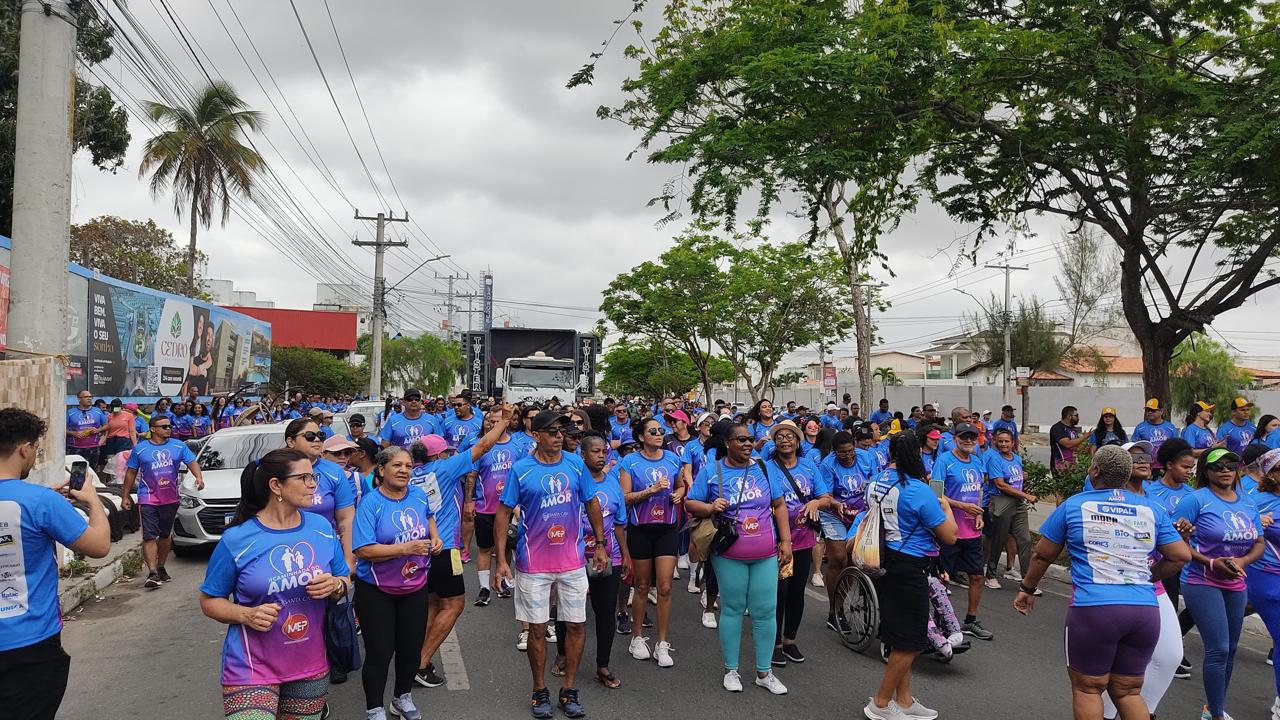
820, 186, 873, 413
187, 194, 199, 288
1117, 247, 1176, 407
1137, 332, 1174, 410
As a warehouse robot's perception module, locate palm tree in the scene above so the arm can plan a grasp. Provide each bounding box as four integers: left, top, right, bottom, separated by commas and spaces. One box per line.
872, 366, 901, 400
139, 81, 265, 285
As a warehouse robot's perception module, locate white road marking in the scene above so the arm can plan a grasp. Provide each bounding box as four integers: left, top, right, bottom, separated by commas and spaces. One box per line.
440, 628, 470, 690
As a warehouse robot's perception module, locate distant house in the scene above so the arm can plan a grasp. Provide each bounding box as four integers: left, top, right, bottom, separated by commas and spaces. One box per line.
804, 350, 927, 381
919, 333, 979, 380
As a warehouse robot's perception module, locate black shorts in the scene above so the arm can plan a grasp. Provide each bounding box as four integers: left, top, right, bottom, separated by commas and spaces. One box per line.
940, 536, 985, 576
873, 549, 931, 652
626, 523, 679, 560
474, 513, 496, 550
427, 550, 466, 598
140, 503, 179, 540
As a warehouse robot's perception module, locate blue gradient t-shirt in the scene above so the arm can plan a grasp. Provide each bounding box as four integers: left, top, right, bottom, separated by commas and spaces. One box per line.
1217, 421, 1256, 456
474, 440, 520, 515
378, 412, 442, 449
200, 513, 348, 684
582, 468, 627, 566
303, 457, 355, 529
409, 453, 476, 550
127, 439, 196, 505
618, 450, 688, 526
353, 486, 434, 594
689, 459, 783, 562
503, 453, 591, 574
1173, 487, 1262, 592
441, 412, 484, 451
821, 453, 869, 515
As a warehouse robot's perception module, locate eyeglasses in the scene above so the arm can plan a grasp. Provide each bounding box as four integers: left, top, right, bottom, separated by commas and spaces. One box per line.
282, 472, 319, 484
572, 419, 586, 427
294, 431, 324, 442
153, 424, 172, 429
1206, 462, 1238, 473
645, 428, 664, 437
405, 396, 423, 402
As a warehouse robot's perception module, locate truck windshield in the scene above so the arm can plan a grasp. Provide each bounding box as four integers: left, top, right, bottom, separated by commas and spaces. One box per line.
508, 363, 574, 387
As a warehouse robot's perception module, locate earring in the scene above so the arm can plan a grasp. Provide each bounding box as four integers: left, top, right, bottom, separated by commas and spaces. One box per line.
275, 494, 283, 503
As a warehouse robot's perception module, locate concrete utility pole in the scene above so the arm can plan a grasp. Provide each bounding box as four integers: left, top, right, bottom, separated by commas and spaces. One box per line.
852, 280, 889, 412
11, 0, 78, 485
434, 271, 469, 342
984, 261, 1028, 406
354, 210, 409, 399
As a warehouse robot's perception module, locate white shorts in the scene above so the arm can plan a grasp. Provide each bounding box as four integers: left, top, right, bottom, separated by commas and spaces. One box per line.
514, 567, 588, 624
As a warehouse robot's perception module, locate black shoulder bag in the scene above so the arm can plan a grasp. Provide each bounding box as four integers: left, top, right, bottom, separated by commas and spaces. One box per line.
710, 461, 749, 555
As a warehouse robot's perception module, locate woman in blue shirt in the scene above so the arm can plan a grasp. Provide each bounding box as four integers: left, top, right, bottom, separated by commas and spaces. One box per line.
857, 431, 957, 720
1088, 407, 1128, 448
1015, 445, 1189, 720
1246, 448, 1280, 715
1182, 401, 1222, 456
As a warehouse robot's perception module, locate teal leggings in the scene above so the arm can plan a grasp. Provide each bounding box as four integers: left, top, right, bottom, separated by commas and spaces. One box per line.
710, 553, 779, 674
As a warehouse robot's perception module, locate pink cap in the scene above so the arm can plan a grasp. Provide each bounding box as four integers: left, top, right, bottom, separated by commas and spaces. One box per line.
124, 403, 139, 411
926, 429, 942, 440
421, 434, 449, 456
664, 409, 691, 425
323, 435, 357, 452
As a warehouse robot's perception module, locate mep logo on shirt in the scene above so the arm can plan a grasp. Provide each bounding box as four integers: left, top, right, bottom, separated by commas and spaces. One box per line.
540, 472, 575, 509
547, 524, 567, 545
281, 613, 310, 642
742, 515, 761, 536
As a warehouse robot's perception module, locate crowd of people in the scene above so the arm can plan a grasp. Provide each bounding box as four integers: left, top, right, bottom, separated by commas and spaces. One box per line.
5, 389, 1279, 720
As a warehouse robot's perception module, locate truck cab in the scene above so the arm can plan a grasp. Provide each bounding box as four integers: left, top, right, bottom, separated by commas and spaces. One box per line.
499, 351, 576, 405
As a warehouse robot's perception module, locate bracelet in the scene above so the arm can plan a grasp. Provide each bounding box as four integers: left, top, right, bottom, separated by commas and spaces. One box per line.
1018, 584, 1036, 595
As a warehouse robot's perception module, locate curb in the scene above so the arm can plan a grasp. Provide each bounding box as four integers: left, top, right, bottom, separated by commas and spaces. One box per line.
58, 536, 143, 615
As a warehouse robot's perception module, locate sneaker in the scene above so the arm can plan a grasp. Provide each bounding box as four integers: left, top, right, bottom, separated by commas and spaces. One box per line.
1033, 587, 1044, 596
460, 549, 471, 563
864, 697, 903, 720
156, 566, 172, 583
687, 575, 700, 594
530, 688, 553, 719
144, 573, 162, 589
701, 590, 708, 609
946, 631, 965, 647
880, 643, 890, 663
647, 587, 658, 604
951, 638, 971, 654
1180, 656, 1194, 671
655, 640, 674, 667
413, 663, 444, 688
702, 612, 718, 629
826, 614, 852, 633
1174, 656, 1192, 679
319, 704, 332, 720
984, 577, 1001, 590
642, 611, 654, 628
497, 578, 513, 598
474, 587, 492, 607
629, 635, 651, 660
893, 699, 939, 719
754, 671, 788, 695
517, 630, 529, 652
389, 692, 421, 720
558, 687, 585, 719
934, 643, 954, 661
678, 554, 690, 570
546, 623, 557, 643
1271, 696, 1280, 720
781, 643, 806, 663
1003, 568, 1023, 582
949, 572, 969, 587
962, 619, 994, 640
771, 646, 787, 667
810, 573, 825, 588
723, 669, 743, 692
615, 612, 632, 635
367, 709, 387, 720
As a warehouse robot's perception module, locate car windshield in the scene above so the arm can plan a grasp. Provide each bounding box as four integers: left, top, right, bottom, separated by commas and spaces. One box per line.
507, 364, 573, 388
197, 431, 285, 471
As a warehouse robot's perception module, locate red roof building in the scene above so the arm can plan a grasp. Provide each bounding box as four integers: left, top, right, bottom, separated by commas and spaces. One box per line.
223, 306, 358, 353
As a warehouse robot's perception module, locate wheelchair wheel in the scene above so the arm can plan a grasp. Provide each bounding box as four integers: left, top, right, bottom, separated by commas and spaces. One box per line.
834, 566, 880, 653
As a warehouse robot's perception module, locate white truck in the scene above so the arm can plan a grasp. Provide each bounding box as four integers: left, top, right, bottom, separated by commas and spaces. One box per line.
498, 351, 577, 405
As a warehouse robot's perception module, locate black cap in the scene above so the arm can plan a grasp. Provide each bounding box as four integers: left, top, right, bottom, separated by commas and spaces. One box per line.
349, 413, 366, 425
353, 436, 380, 458
853, 425, 875, 441
1241, 443, 1270, 466
403, 388, 423, 401
954, 422, 980, 437
531, 410, 570, 432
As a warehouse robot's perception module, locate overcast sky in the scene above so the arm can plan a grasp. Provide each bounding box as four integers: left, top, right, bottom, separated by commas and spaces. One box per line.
69, 1, 1280, 362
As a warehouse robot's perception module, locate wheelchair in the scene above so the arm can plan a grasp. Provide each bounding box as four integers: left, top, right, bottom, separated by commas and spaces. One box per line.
830, 564, 880, 653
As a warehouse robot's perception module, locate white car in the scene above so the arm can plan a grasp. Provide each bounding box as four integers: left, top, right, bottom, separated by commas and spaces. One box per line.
173, 419, 349, 554
340, 401, 388, 434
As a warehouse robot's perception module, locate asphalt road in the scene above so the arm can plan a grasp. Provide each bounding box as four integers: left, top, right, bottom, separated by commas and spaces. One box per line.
59, 552, 1277, 720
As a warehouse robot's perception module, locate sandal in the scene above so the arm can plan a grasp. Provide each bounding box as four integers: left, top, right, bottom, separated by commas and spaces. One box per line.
551, 659, 566, 677
596, 668, 621, 689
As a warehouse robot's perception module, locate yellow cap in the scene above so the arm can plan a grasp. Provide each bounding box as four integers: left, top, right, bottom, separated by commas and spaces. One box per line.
1101, 407, 1116, 416
1232, 397, 1253, 409
1194, 400, 1215, 412
1144, 398, 1162, 410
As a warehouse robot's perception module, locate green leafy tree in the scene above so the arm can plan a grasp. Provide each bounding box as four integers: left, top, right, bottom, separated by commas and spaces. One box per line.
579, 0, 1280, 404
770, 370, 806, 390
139, 81, 265, 285
71, 216, 209, 298
269, 346, 366, 398
1170, 335, 1254, 424
0, 1, 129, 236
357, 333, 462, 396
600, 338, 732, 398
871, 367, 901, 400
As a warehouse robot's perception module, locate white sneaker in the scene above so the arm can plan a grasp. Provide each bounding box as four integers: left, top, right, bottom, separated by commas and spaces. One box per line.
629, 635, 651, 660
655, 640, 674, 667
673, 565, 681, 579
389, 693, 421, 720
546, 622, 557, 643
678, 554, 690, 570
516, 630, 529, 651
723, 669, 743, 692
702, 612, 718, 628
367, 709, 387, 720
627, 588, 634, 607
700, 590, 708, 609
863, 698, 904, 719
1003, 568, 1023, 581
647, 587, 658, 604
687, 575, 699, 594
754, 671, 788, 695
1272, 696, 1280, 720
946, 631, 965, 647
984, 577, 1001, 590
892, 699, 939, 719
810, 573, 825, 588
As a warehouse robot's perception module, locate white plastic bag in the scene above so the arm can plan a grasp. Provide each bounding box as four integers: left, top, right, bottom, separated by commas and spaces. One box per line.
851, 498, 885, 577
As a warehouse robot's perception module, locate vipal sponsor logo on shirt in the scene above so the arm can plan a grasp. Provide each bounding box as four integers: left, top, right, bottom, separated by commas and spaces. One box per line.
539, 472, 574, 509
264, 542, 322, 595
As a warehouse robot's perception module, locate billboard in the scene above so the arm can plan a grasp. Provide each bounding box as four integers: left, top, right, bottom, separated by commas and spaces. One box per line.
464, 331, 488, 393
87, 276, 271, 398
576, 334, 597, 396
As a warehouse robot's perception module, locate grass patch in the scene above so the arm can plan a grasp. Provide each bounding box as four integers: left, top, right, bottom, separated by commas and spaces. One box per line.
59, 559, 92, 579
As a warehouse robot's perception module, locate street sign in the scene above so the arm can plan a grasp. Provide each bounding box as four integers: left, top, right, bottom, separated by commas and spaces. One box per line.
1015, 366, 1030, 379
822, 365, 837, 389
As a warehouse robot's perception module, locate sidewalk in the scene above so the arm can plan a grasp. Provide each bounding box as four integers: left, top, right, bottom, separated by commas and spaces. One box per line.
58, 534, 143, 616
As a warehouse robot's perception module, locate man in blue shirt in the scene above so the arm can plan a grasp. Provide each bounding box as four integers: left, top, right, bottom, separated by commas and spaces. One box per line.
820, 402, 843, 429
868, 398, 894, 427
442, 396, 484, 451
379, 388, 442, 449
0, 408, 110, 720
608, 404, 633, 448
1132, 398, 1177, 472
66, 391, 107, 471
1216, 397, 1257, 456
991, 405, 1019, 448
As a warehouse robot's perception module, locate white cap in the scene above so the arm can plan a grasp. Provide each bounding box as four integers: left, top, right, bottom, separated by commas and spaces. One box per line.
825, 402, 838, 410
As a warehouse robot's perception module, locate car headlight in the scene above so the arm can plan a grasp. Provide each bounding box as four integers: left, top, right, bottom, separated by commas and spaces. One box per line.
179, 494, 201, 509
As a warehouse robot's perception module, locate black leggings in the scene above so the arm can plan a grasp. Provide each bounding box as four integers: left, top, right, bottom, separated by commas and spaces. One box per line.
776, 549, 813, 644
557, 570, 622, 669
354, 579, 429, 710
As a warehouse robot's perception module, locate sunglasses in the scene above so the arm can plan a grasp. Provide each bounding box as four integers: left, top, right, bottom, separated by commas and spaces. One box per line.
405, 396, 423, 402
451, 403, 466, 408
295, 431, 324, 442
1129, 453, 1152, 464
152, 423, 172, 429
1206, 462, 1238, 473
572, 419, 586, 427
538, 428, 564, 437
729, 436, 754, 444
645, 427, 664, 437
331, 449, 354, 457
